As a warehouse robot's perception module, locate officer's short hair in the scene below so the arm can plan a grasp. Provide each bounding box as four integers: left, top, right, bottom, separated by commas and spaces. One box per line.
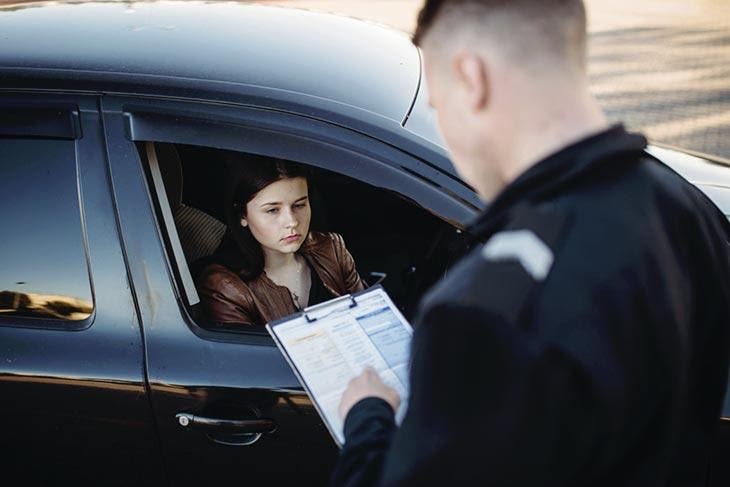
413, 0, 588, 70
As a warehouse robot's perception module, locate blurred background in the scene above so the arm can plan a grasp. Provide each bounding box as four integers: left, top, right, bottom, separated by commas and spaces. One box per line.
262, 0, 730, 160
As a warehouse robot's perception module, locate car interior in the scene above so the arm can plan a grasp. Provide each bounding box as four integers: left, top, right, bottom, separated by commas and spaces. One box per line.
138, 142, 475, 333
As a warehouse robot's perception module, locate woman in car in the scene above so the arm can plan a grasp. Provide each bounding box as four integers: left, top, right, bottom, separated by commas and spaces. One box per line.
197, 156, 366, 327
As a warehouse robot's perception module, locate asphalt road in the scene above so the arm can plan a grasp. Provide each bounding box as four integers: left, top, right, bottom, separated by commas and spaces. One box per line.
264, 0, 730, 159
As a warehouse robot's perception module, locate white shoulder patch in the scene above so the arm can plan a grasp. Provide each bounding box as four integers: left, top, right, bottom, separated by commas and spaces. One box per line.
481, 229, 555, 281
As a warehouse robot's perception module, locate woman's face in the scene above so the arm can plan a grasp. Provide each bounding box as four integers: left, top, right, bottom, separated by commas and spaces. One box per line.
242, 177, 311, 257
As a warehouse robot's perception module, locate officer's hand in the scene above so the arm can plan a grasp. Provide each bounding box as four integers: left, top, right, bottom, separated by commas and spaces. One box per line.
339, 367, 401, 421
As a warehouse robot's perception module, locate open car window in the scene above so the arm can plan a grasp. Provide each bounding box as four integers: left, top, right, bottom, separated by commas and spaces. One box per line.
138, 141, 475, 336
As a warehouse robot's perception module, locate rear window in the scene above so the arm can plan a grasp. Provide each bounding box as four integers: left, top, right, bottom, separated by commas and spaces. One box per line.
0, 139, 93, 323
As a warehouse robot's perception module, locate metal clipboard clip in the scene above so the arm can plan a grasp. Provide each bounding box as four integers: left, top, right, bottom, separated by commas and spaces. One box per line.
303, 294, 358, 323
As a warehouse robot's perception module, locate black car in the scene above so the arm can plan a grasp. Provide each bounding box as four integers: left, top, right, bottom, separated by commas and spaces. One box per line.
1, 2, 728, 485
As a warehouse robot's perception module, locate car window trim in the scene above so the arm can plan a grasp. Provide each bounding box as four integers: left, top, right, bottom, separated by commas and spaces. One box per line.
123, 107, 476, 225
0, 104, 82, 139
145, 141, 200, 306
119, 103, 478, 341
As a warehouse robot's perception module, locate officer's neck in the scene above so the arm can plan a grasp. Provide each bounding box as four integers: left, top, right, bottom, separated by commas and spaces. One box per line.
497, 81, 609, 189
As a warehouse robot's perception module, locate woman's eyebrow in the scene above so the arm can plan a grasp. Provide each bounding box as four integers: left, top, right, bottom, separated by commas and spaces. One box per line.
259, 196, 307, 208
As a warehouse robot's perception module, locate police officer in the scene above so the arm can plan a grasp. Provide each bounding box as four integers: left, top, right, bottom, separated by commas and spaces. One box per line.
331, 0, 730, 486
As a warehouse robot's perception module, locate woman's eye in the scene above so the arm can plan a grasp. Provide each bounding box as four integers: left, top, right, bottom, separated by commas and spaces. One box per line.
294, 203, 307, 209
266, 208, 279, 214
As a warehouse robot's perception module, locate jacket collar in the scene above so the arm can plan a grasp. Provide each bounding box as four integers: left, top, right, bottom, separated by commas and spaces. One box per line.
251, 231, 341, 298
468, 124, 647, 238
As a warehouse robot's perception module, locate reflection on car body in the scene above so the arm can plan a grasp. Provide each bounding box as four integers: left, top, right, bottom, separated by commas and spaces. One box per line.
0, 291, 93, 320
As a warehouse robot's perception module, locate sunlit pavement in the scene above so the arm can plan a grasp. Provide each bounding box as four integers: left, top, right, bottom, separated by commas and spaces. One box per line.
261, 0, 730, 159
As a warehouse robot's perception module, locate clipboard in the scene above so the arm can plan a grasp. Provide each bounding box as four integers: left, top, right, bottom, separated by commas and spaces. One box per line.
266, 285, 412, 447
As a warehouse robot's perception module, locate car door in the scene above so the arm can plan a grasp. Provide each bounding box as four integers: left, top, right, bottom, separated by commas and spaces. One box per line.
101, 95, 477, 485
0, 94, 165, 485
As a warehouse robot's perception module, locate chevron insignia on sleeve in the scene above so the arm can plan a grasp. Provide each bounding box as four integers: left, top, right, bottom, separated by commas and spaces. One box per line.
481, 229, 555, 281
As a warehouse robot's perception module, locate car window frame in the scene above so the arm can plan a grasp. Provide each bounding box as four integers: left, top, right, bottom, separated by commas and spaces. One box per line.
105, 96, 479, 345
0, 96, 96, 330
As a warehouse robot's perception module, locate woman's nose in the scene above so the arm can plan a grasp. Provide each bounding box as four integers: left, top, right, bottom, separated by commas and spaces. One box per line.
283, 208, 298, 228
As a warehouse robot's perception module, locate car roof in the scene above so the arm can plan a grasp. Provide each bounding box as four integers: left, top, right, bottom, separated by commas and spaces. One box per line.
0, 1, 421, 124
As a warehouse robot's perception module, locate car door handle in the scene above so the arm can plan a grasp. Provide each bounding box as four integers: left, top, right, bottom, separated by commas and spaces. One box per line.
176, 413, 277, 433
175, 412, 277, 446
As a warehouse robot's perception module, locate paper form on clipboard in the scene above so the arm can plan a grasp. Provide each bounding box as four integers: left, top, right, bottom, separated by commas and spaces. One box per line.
266, 285, 412, 447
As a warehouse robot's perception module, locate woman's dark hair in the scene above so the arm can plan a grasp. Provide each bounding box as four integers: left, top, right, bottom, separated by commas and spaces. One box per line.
213, 153, 310, 280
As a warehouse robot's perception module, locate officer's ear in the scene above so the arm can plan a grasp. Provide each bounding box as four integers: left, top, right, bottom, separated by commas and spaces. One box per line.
452, 51, 489, 112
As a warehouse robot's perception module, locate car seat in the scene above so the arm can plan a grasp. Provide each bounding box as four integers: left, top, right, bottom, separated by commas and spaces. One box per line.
153, 142, 227, 264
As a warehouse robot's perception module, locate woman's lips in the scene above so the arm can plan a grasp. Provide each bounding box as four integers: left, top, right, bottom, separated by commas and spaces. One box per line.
281, 234, 301, 243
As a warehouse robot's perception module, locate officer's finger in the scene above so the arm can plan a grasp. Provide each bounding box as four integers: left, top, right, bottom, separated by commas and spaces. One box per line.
362, 367, 378, 379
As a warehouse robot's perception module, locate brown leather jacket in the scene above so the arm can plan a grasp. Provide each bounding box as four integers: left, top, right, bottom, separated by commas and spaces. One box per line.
197, 231, 366, 326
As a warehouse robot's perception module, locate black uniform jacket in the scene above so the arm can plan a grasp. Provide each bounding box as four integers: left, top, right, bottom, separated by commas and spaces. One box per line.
331, 126, 730, 487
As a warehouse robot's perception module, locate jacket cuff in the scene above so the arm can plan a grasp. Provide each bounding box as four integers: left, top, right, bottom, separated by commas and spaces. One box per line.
343, 397, 396, 440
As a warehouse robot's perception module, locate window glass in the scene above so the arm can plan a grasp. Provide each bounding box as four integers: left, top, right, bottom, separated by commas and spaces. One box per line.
0, 139, 93, 322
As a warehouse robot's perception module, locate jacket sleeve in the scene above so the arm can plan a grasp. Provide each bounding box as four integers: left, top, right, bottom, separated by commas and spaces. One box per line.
333, 233, 367, 292
332, 301, 606, 486
197, 266, 258, 326
330, 398, 396, 487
